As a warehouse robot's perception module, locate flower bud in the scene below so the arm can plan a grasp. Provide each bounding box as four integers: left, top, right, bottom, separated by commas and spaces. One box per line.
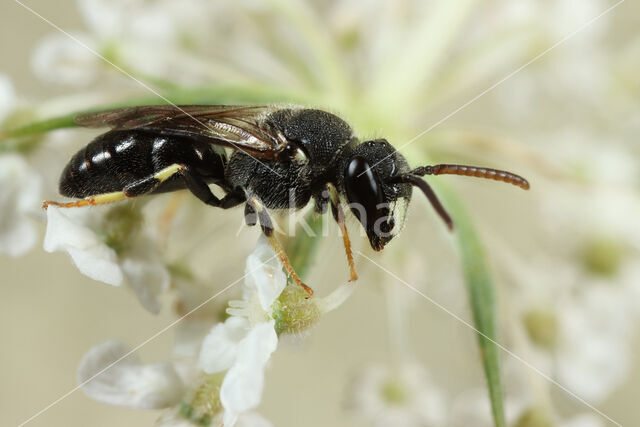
272, 283, 321, 335
380, 378, 407, 405
98, 205, 143, 254
514, 406, 553, 427
581, 236, 625, 277
523, 308, 558, 350
178, 372, 225, 426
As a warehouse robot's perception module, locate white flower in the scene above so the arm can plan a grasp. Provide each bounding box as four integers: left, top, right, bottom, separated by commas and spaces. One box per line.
234, 412, 274, 427
43, 205, 170, 313
158, 409, 273, 427
43, 206, 122, 284
513, 256, 636, 403
122, 257, 172, 314
511, 134, 640, 402
218, 322, 277, 427
30, 33, 101, 87
0, 74, 15, 121
561, 414, 605, 427
554, 283, 634, 402
78, 0, 210, 43
346, 362, 446, 427
31, 0, 220, 87
198, 236, 283, 427
0, 75, 43, 258
487, 0, 612, 120
78, 340, 184, 409
0, 154, 42, 257
448, 388, 526, 427
541, 129, 639, 189
77, 335, 275, 427
449, 388, 604, 427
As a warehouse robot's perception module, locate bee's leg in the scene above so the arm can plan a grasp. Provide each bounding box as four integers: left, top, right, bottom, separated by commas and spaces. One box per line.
313, 186, 329, 214
160, 173, 244, 242
43, 164, 186, 209
180, 170, 245, 209
326, 185, 358, 282
247, 196, 314, 298
159, 192, 185, 243
331, 201, 358, 282
44, 165, 245, 210
244, 203, 258, 226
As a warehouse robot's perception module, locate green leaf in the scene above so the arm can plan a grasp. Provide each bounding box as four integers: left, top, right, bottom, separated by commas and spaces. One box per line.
439, 185, 506, 427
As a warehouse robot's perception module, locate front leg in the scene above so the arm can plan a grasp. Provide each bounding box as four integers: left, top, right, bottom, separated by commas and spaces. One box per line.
313, 185, 330, 214
246, 195, 314, 298
327, 184, 358, 282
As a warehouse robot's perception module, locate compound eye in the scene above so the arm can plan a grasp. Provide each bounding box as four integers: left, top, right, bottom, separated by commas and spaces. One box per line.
344, 156, 384, 228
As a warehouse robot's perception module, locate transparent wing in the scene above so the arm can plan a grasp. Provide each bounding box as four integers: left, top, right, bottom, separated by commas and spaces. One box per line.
75, 105, 287, 158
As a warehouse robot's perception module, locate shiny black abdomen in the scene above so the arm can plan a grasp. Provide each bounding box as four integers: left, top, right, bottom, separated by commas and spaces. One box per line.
59, 130, 227, 198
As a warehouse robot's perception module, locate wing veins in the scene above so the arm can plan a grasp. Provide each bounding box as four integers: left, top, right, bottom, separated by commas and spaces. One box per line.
75, 105, 286, 158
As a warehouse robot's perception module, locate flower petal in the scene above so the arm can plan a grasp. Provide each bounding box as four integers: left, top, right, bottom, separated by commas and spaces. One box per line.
78, 340, 184, 409
0, 154, 41, 257
121, 258, 170, 314
173, 318, 213, 358
77, 0, 125, 37
44, 206, 123, 285
561, 413, 604, 427
30, 33, 99, 86
198, 316, 250, 374
0, 219, 36, 258
557, 284, 632, 402
0, 74, 15, 122
347, 362, 447, 427
236, 411, 274, 427
245, 236, 286, 311
220, 320, 277, 426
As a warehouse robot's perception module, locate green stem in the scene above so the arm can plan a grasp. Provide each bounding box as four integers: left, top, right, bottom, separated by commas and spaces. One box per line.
439, 185, 506, 427
285, 212, 324, 279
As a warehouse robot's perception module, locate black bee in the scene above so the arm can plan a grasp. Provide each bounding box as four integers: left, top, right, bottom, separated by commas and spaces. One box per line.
44, 105, 529, 296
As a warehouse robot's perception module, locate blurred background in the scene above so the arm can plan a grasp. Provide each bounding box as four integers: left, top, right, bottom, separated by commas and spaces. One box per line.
1, 1, 638, 426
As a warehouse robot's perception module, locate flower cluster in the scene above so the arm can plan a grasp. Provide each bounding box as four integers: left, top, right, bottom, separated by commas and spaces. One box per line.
0, 75, 42, 258
76, 236, 351, 425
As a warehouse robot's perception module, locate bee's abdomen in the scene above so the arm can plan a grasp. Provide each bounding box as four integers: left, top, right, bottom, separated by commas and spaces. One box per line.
59, 130, 227, 198
60, 131, 148, 197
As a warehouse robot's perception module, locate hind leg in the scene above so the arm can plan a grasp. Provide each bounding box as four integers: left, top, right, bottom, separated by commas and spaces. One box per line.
43, 164, 187, 209
43, 164, 244, 210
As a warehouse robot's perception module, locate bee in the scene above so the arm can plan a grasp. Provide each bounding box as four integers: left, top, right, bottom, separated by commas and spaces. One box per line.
44, 105, 529, 296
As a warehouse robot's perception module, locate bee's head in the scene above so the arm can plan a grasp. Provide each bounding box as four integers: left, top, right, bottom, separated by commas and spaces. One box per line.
342, 139, 413, 251
343, 139, 530, 251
